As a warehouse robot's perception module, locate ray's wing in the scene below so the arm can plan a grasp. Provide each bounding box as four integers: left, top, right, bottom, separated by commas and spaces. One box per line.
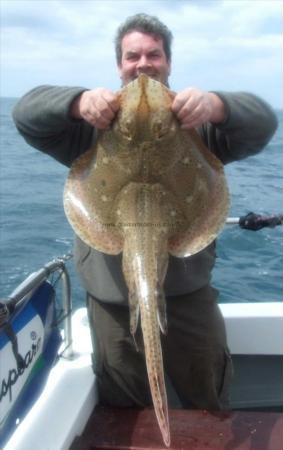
63, 145, 124, 255
162, 128, 229, 257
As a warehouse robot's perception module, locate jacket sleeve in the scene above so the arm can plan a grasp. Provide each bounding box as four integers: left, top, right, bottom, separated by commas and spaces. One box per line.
13, 86, 278, 168
198, 92, 278, 164
12, 85, 95, 167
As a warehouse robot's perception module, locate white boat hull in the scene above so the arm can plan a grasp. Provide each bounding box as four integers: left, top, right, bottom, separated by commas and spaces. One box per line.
4, 302, 283, 450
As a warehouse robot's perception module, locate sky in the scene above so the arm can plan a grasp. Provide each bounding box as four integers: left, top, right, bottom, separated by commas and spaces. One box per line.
1, 0, 283, 108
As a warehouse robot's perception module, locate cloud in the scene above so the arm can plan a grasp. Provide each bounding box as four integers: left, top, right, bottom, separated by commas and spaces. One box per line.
1, 0, 283, 107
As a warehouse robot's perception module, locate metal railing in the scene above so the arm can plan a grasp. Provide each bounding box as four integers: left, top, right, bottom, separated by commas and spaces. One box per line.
0, 254, 74, 358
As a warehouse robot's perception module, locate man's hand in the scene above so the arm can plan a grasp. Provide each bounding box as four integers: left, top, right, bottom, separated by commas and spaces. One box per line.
70, 88, 119, 129
171, 88, 227, 129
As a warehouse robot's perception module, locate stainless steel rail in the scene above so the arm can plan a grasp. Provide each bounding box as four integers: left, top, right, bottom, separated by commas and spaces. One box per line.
0, 254, 74, 358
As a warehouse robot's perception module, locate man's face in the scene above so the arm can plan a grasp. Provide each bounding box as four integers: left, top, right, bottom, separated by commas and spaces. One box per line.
118, 31, 171, 86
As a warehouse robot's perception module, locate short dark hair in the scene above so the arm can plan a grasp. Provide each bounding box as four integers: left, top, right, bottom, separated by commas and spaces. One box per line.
115, 13, 173, 65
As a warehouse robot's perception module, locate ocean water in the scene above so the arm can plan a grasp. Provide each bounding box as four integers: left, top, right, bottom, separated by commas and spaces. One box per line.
0, 97, 282, 307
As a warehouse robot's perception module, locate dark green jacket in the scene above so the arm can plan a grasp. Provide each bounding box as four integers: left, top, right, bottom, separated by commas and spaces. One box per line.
13, 86, 278, 303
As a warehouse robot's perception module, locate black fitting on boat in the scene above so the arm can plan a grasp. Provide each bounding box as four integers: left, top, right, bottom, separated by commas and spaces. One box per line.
239, 212, 283, 231
0, 300, 14, 326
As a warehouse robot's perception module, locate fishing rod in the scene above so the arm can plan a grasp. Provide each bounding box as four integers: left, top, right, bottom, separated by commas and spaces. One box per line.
226, 212, 283, 231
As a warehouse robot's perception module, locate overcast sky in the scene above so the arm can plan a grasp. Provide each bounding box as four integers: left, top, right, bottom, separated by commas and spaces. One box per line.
1, 0, 283, 108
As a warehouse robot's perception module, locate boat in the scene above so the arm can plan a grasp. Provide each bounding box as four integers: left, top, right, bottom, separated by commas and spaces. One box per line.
1, 247, 283, 449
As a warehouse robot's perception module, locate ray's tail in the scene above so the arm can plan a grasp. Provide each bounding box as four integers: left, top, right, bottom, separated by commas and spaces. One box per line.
116, 182, 171, 447
138, 286, 170, 447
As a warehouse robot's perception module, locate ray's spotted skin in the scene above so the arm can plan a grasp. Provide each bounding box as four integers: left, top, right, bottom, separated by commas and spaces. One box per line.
64, 74, 229, 446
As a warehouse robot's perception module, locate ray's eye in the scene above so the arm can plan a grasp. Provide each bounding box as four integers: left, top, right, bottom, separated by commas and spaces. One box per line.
154, 118, 177, 140
122, 119, 133, 141
153, 120, 168, 139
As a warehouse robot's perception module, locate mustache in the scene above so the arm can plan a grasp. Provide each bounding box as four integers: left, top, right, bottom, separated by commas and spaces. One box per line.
126, 72, 169, 87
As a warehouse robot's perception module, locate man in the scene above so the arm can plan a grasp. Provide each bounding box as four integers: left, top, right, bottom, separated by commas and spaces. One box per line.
13, 13, 278, 410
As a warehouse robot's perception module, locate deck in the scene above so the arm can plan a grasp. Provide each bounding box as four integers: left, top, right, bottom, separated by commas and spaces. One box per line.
70, 406, 283, 450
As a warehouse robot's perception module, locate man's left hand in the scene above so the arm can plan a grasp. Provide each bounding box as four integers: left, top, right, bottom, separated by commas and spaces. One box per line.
171, 88, 226, 129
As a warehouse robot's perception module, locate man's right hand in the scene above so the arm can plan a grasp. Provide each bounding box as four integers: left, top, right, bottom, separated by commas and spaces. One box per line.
70, 88, 120, 129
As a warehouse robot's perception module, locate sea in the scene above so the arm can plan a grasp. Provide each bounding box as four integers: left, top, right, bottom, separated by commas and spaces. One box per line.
0, 97, 282, 308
